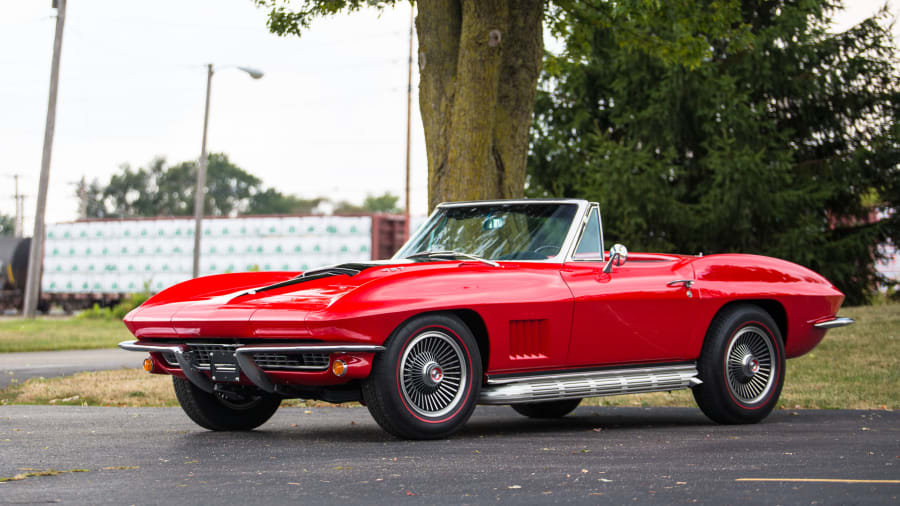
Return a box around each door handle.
[667,279,694,298]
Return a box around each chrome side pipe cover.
[479,364,701,405]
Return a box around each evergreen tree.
[529,1,900,304]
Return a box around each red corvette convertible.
[121,199,853,439]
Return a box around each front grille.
[162,343,332,372]
[161,352,178,366]
[251,352,330,370]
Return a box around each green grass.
[0,318,131,353]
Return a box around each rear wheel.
[692,305,785,424]
[511,398,582,419]
[172,377,281,431]
[362,313,482,439]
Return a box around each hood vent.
[231,263,378,300]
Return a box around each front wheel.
[362,313,482,439]
[692,304,785,424]
[173,377,281,431]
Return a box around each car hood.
[124,260,470,339]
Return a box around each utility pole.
[77,176,87,219]
[24,0,66,318]
[404,5,414,241]
[12,174,24,237]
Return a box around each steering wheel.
[532,244,559,256]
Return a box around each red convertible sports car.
[121,199,853,439]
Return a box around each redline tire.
[362,313,482,440]
[172,377,281,431]
[692,304,785,424]
[511,398,582,419]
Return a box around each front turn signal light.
[142,358,154,373]
[332,359,347,377]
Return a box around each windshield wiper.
[405,251,500,268]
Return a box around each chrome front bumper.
[813,317,855,329]
[118,340,385,394]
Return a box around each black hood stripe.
[242,263,379,296]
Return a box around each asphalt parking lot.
[1,405,897,504]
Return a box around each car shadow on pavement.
[461,407,716,437]
[175,406,727,444]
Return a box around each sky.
[1,0,898,232]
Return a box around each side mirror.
[603,243,628,273]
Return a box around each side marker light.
[143,358,154,373]
[332,359,347,377]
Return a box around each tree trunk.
[417,0,543,211]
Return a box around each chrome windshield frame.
[392,199,591,264]
[564,202,606,263]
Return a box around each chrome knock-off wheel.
[400,331,467,418]
[362,314,482,440]
[693,304,785,425]
[725,326,776,404]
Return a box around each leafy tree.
[258,1,747,211]
[335,192,401,214]
[247,190,324,214]
[529,1,900,304]
[0,214,13,236]
[85,153,337,218]
[87,153,262,218]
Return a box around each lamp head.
[237,66,264,79]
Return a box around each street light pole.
[191,64,263,279]
[24,0,66,318]
[192,63,213,279]
[404,5,414,242]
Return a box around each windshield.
[395,203,578,261]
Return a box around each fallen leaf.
[405,490,416,496]
[508,485,522,489]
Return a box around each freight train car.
[0,214,410,314]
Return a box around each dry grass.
[1,369,177,407]
[2,302,897,410]
[0,369,356,408]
